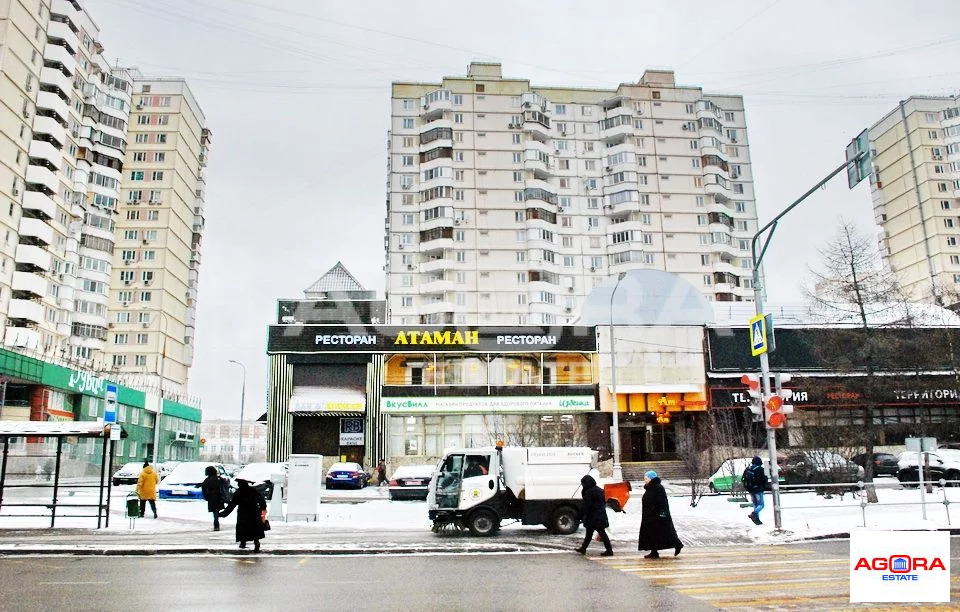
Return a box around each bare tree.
[805,220,912,503]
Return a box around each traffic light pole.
[751,156,861,531]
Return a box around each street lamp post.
[151,311,168,464]
[228,360,246,465]
[609,272,627,482]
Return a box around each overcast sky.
[85,0,960,420]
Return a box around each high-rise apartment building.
[7,0,133,364]
[869,96,960,304]
[1,1,51,334]
[385,63,758,326]
[106,77,209,394]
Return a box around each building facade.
[106,77,210,395]
[869,95,960,304]
[199,419,266,465]
[385,62,759,327]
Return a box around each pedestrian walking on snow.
[637,471,683,559]
[136,461,159,519]
[742,456,769,525]
[201,465,227,531]
[575,474,613,557]
[220,478,267,552]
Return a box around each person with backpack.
[742,456,769,525]
[201,465,227,531]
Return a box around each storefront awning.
[608,384,702,394]
[288,386,366,416]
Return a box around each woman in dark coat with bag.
[576,474,613,556]
[637,470,683,559]
[220,478,267,551]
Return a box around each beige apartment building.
[869,96,960,304]
[1,0,50,334]
[106,77,210,395]
[385,63,759,325]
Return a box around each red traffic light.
[767,412,786,428]
[740,374,760,391]
[766,396,784,412]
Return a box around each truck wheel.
[550,506,580,535]
[467,509,499,536]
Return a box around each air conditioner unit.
[123,280,130,285]
[567,286,574,292]
[454,219,461,225]
[107,323,114,328]
[401,184,411,190]
[933,155,943,160]
[12,186,20,197]
[25,82,33,92]
[144,280,151,286]
[135,104,142,110]
[564,307,573,313]
[731,173,739,179]
[142,322,150,328]
[605,166,612,172]
[589,266,596,272]
[71,129,79,137]
[22,107,31,119]
[142,239,149,245]
[681,124,688,130]
[398,244,404,250]
[730,138,738,143]
[122,301,129,307]
[406,264,415,270]
[124,260,131,265]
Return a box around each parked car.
[221,463,240,477]
[234,462,288,500]
[849,452,899,477]
[158,462,233,500]
[112,461,145,486]
[780,451,864,489]
[388,464,436,500]
[897,450,960,487]
[156,461,180,479]
[707,457,782,494]
[324,462,367,490]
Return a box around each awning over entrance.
[0,420,124,437]
[288,386,366,416]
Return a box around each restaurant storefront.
[265,325,601,466]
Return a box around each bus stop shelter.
[0,421,125,528]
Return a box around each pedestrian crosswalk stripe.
[617,557,847,573]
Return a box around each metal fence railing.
[774,479,958,528]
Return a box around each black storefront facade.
[265,325,606,467]
[706,326,960,449]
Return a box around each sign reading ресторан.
[267,325,597,354]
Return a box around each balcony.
[421,215,454,233]
[36,90,70,124]
[22,191,57,220]
[3,327,41,349]
[421,89,452,117]
[420,299,455,316]
[44,43,75,75]
[40,66,73,100]
[419,257,452,274]
[8,299,45,325]
[19,217,55,246]
[15,244,52,271]
[29,140,62,171]
[25,165,60,194]
[523,111,551,142]
[599,115,635,142]
[420,277,456,294]
[12,271,48,299]
[46,20,80,55]
[32,116,66,147]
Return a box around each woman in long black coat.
[637,471,683,559]
[200,465,225,531]
[576,474,613,556]
[220,479,267,551]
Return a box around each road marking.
[38,581,109,585]
[617,557,847,573]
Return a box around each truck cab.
[427,445,601,536]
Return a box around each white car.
[234,462,288,499]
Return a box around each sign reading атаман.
[267,325,597,354]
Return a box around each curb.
[0,544,539,557]
[799,527,960,541]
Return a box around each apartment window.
[697,215,708,226]
[563,256,575,268]
[118,290,133,302]
[454,230,465,242]
[135,356,147,367]
[151,171,164,181]
[136,333,148,344]
[114,333,128,345]
[133,152,146,162]
[736,220,749,232]
[140,291,152,302]
[517,294,527,305]
[116,312,130,323]
[948,237,957,246]
[454,151,464,162]
[515,230,526,243]
[121,250,136,261]
[454,190,464,201]
[137,115,149,125]
[130,171,144,181]
[516,251,526,263]
[685,104,695,114]
[555,104,566,115]
[453,95,463,105]
[942,201,952,210]
[453,113,463,124]
[142,271,154,283]
[401,155,414,167]
[640,194,650,205]
[938,183,948,193]
[951,255,960,265]
[703,274,713,286]
[512,134,521,144]
[701,254,711,265]
[475,84,484,92]
[113,355,127,367]
[695,196,705,207]
[727,129,738,142]
[123,230,138,240]
[735,201,746,213]
[513,171,523,182]
[515,211,524,222]
[156,134,167,143]
[402,118,415,129]
[455,251,466,263]
[147,211,159,221]
[135,133,148,143]
[561,216,573,228]
[583,142,594,152]
[456,272,466,284]
[517,272,528,283]
[581,106,593,116]
[402,136,414,147]
[590,256,603,269]
[589,237,601,248]
[690,140,699,150]
[928,130,940,140]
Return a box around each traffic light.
[741,373,763,420]
[766,373,795,429]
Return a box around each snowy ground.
[0,477,956,547]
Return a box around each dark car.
[324,462,367,490]
[780,451,864,490]
[897,450,960,487]
[850,452,899,477]
[388,464,436,501]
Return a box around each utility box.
[286,454,322,521]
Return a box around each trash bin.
[126,494,140,518]
[604,481,632,513]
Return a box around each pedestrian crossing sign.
[749,314,767,357]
